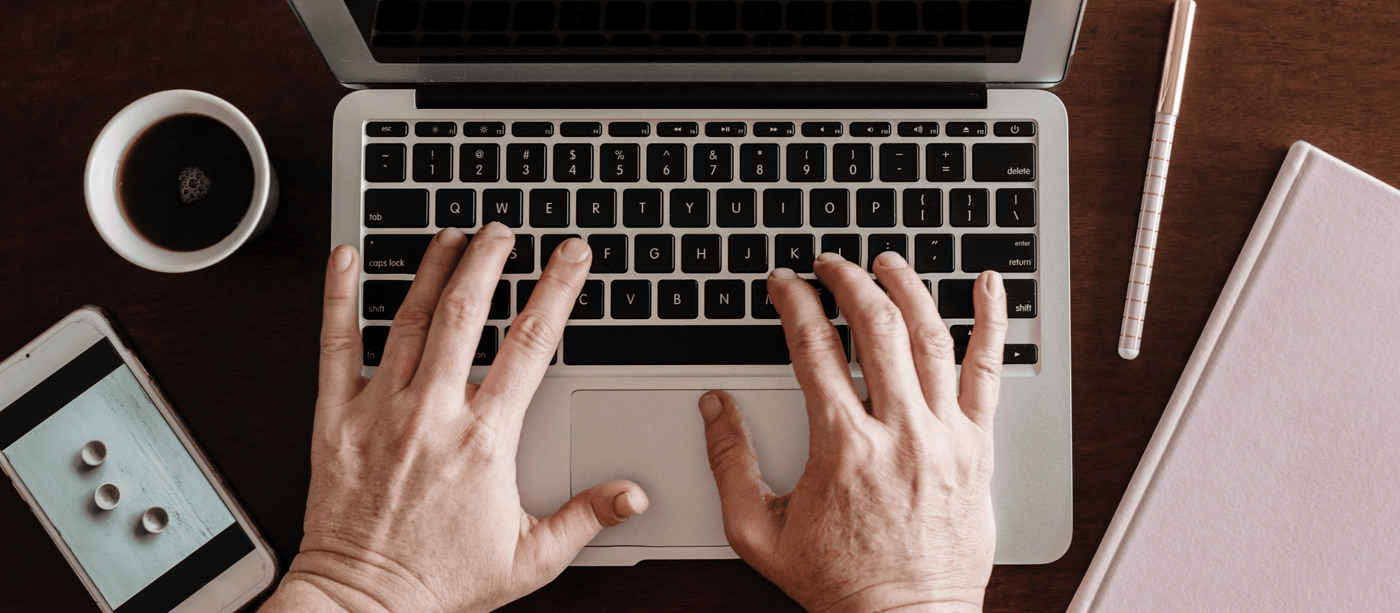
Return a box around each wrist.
[813,582,984,613]
[259,576,357,613]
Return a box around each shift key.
[364,234,433,274]
[961,234,1036,273]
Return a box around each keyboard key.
[611,280,651,319]
[706,122,748,137]
[601,144,641,182]
[897,121,939,137]
[924,1,962,30]
[670,189,710,227]
[363,234,432,274]
[366,122,408,137]
[506,144,546,182]
[559,1,601,30]
[412,144,452,182]
[490,280,510,319]
[694,144,734,182]
[553,143,593,182]
[717,189,757,227]
[808,280,839,318]
[363,280,412,320]
[925,144,965,181]
[609,121,651,137]
[516,280,537,314]
[949,324,973,346]
[1003,344,1038,364]
[605,1,646,30]
[902,189,941,227]
[560,121,603,137]
[705,280,746,319]
[962,234,1036,273]
[588,234,628,273]
[993,121,1035,137]
[514,1,555,30]
[972,143,1036,182]
[809,188,850,227]
[754,121,796,137]
[464,121,506,137]
[763,189,803,227]
[576,189,617,227]
[787,1,826,29]
[821,233,861,264]
[742,1,782,29]
[913,233,955,273]
[938,278,1036,319]
[728,234,768,273]
[658,280,700,319]
[947,122,988,137]
[415,122,457,137]
[481,188,524,227]
[647,144,687,182]
[657,121,699,137]
[471,327,498,365]
[623,188,663,227]
[833,144,873,182]
[878,1,917,30]
[775,234,815,273]
[511,122,555,137]
[540,233,582,269]
[651,1,692,30]
[850,121,891,137]
[950,188,989,227]
[697,1,737,30]
[801,122,843,137]
[856,188,896,227]
[635,234,675,273]
[362,326,389,366]
[435,188,475,228]
[833,0,873,30]
[740,144,780,182]
[529,189,570,227]
[461,144,500,182]
[996,189,1036,227]
[468,1,510,30]
[867,234,907,271]
[365,188,428,228]
[563,325,850,365]
[571,280,605,319]
[787,144,826,182]
[879,144,919,182]
[801,34,843,46]
[365,144,405,182]
[681,234,722,273]
[504,234,535,273]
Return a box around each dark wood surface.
[3,1,1397,611]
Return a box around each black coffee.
[118,114,254,252]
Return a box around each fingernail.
[816,252,845,264]
[699,392,722,420]
[613,492,637,519]
[560,238,591,263]
[876,251,908,269]
[480,221,513,239]
[771,267,796,280]
[983,271,1005,298]
[332,246,353,272]
[437,227,464,247]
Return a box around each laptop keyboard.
[359,114,1041,369]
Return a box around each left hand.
[260,223,649,613]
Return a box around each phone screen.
[0,338,254,613]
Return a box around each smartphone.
[0,307,278,613]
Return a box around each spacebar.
[563,325,849,366]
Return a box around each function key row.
[367,121,1037,139]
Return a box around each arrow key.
[1003,344,1038,364]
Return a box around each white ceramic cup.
[85,90,278,273]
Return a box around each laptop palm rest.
[571,389,810,547]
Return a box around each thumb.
[699,390,777,557]
[520,480,649,569]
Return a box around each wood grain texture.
[1,1,1396,611]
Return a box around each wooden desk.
[2,1,1396,610]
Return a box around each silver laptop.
[290,0,1081,565]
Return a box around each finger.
[318,245,366,409]
[376,228,469,391]
[478,237,590,419]
[518,479,648,573]
[766,269,864,432]
[698,391,778,560]
[413,222,516,393]
[871,251,959,422]
[813,252,924,422]
[959,271,1008,429]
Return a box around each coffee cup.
[85,90,278,273]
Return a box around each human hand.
[699,251,1007,613]
[260,224,648,613]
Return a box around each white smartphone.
[0,307,278,613]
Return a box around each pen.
[1119,0,1196,360]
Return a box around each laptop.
[289,0,1081,565]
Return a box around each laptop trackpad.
[571,389,810,547]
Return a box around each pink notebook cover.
[1070,141,1400,612]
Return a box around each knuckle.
[855,300,905,338]
[787,322,843,358]
[723,518,764,552]
[705,434,750,474]
[978,316,1010,334]
[963,352,1004,381]
[392,304,433,333]
[437,291,490,328]
[910,322,956,362]
[507,313,561,355]
[319,330,361,358]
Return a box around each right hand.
[699,251,1008,613]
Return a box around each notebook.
[1070,141,1400,612]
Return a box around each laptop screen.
[345,0,1030,64]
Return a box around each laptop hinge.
[416,82,987,110]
